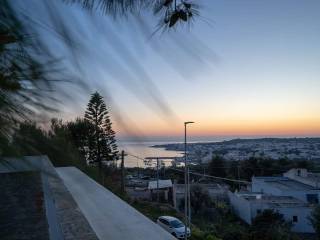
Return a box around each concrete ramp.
[57,167,176,240]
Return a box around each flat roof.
[57,167,176,240]
[268,179,316,191]
[148,180,172,189]
[254,176,318,191]
[237,193,309,208]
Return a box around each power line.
[124,151,250,183]
[125,153,146,161]
[169,167,250,184]
[122,152,267,184]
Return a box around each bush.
[190,227,206,240]
[250,209,292,240]
[205,235,221,240]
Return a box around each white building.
[284,168,320,188]
[229,168,320,233]
[148,179,173,202]
[228,192,314,233]
[252,171,320,204]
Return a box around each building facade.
[228,192,314,233]
[229,168,320,233]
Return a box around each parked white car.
[157,216,191,239]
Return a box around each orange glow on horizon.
[115,117,320,138]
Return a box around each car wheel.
[172,232,177,238]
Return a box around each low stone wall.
[0,171,49,240]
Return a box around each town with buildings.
[125,165,320,238]
[154,138,320,163]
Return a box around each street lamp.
[184,121,194,240]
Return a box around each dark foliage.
[250,209,292,240]
[0,1,64,150]
[208,155,226,178]
[65,0,200,29]
[190,185,211,215]
[9,120,85,167]
[309,205,320,240]
[67,118,95,157]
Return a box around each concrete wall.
[228,191,252,224]
[279,207,314,233]
[284,169,308,178]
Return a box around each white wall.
[250,202,314,233]
[228,192,252,224]
[228,192,315,233]
[279,207,314,233]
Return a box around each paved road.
[57,167,176,240]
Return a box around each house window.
[293,216,298,223]
[307,194,319,204]
[256,209,261,215]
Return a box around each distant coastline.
[151,137,320,163]
[151,137,320,148]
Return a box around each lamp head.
[184,121,194,125]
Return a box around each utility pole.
[237,162,240,190]
[145,157,177,203]
[188,166,191,227]
[157,157,160,202]
[121,150,125,194]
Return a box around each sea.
[117,141,183,168]
[117,136,235,168]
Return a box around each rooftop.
[148,179,173,190]
[236,192,309,208]
[254,176,319,191]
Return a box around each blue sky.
[18,0,320,139]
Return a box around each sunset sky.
[21,0,320,140]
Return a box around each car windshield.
[170,220,184,228]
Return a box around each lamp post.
[184,121,194,240]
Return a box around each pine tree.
[84,91,118,169]
[103,116,119,162]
